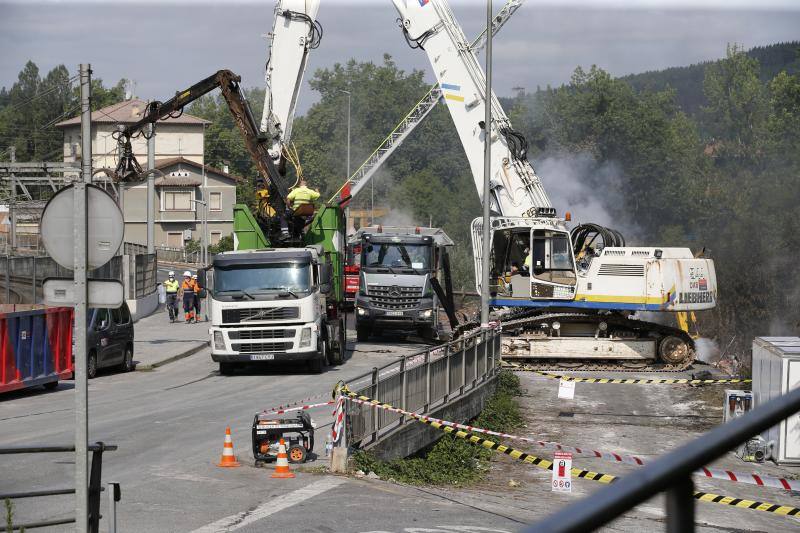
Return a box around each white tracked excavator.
[390,0,718,370]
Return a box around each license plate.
[385,310,403,317]
[250,354,275,361]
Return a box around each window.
[209,192,222,211]
[211,232,222,245]
[167,232,183,248]
[163,189,193,211]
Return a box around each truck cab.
[354,226,454,341]
[207,246,344,374]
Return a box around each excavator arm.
[113,69,293,211]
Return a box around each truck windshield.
[214,263,311,294]
[362,242,431,271]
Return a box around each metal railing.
[156,245,204,265]
[345,327,501,448]
[0,254,124,304]
[527,385,800,533]
[0,442,120,532]
[132,253,157,299]
[0,245,158,304]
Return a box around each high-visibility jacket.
[524,254,532,269]
[181,279,197,292]
[287,186,320,210]
[163,279,180,293]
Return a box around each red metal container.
[0,306,73,394]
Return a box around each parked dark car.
[86,303,135,378]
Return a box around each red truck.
[344,238,361,308]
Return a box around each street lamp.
[339,89,355,222]
[480,0,493,329]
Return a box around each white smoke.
[536,153,637,239]
[378,209,422,228]
[694,337,721,364]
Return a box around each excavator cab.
[477,218,577,302]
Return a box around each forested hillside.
[622,41,800,117]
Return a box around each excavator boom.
[113,69,293,210]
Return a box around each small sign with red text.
[552,452,572,493]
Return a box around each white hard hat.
[192,274,197,279]
[168,271,175,276]
[183,271,191,277]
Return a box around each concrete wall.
[365,375,498,461]
[127,291,159,323]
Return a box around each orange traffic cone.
[271,438,296,479]
[217,427,241,468]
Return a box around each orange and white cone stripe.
[217,426,241,468]
[271,438,295,479]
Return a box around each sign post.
[74,62,91,533]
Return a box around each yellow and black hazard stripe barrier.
[341,386,615,483]
[501,361,752,385]
[340,386,799,518]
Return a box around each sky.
[1,1,799,115]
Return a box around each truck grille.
[234,341,294,354]
[222,307,299,323]
[368,285,422,310]
[228,329,294,340]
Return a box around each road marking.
[190,476,347,533]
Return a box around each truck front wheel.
[331,321,346,365]
[308,356,323,374]
[356,326,370,342]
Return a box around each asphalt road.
[1,325,450,532]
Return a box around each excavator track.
[502,311,695,373]
[452,308,695,373]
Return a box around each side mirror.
[318,262,332,294]
[197,269,207,288]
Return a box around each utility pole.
[480,0,493,329]
[9,146,16,252]
[75,62,91,533]
[201,123,208,266]
[147,123,155,254]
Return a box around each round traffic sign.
[40,184,124,269]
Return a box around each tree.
[0,61,126,162]
[702,44,767,160]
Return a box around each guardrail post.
[107,482,120,533]
[400,356,407,426]
[424,349,431,411]
[87,443,104,533]
[5,255,10,302]
[370,367,379,444]
[444,344,451,402]
[461,338,467,394]
[666,476,694,533]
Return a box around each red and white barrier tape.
[261,400,335,416]
[345,397,800,492]
[331,396,345,444]
[260,393,329,415]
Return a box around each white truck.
[205,247,344,374]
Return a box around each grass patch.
[352,370,522,485]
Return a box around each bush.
[352,370,523,485]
